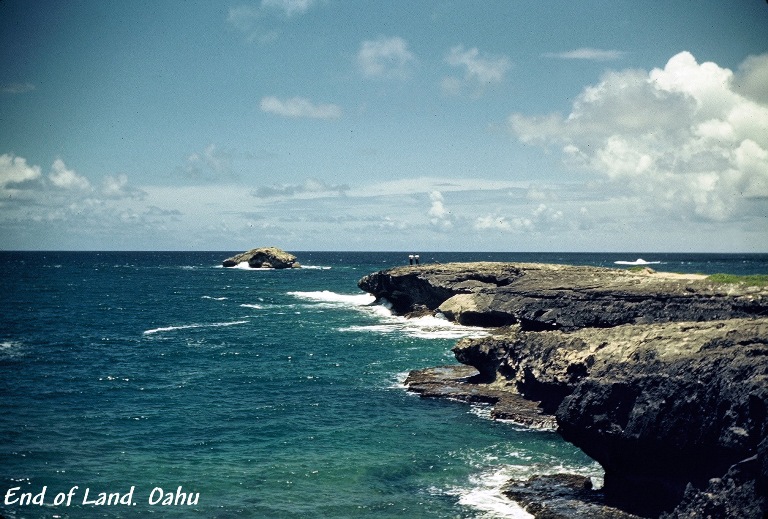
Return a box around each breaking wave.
[341,312,490,340]
[287,290,376,306]
[143,320,249,335]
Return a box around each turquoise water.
[1,251,766,518]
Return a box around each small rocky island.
[222,247,300,269]
[358,262,768,518]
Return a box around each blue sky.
[1,0,767,251]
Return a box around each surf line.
[143,320,249,335]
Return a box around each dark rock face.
[661,455,767,519]
[453,319,768,515]
[222,247,300,269]
[358,262,768,518]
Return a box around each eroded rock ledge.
[358,262,768,518]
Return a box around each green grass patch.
[706,273,768,286]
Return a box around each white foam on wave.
[288,290,489,339]
[386,371,412,390]
[341,312,490,340]
[288,290,376,306]
[0,340,23,358]
[453,443,604,487]
[614,258,661,265]
[436,440,606,518]
[143,320,249,335]
[436,466,533,518]
[301,265,332,270]
[466,404,557,432]
[468,403,494,421]
[288,290,490,339]
[458,471,533,519]
[442,459,605,519]
[202,296,228,301]
[225,261,277,270]
[239,303,263,309]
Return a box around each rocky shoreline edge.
[358,262,768,518]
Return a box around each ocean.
[2,251,766,519]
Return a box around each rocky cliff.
[358,262,768,518]
[359,262,766,330]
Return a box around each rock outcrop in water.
[222,247,300,269]
[358,262,768,518]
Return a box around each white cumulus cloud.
[0,153,42,186]
[357,36,417,79]
[0,153,150,246]
[260,96,342,119]
[445,45,510,83]
[474,204,564,234]
[49,159,91,190]
[509,51,768,222]
[734,53,768,105]
[428,190,455,230]
[474,215,516,231]
[443,45,510,96]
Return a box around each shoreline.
[359,261,768,518]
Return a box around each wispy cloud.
[252,178,349,198]
[261,0,316,17]
[226,5,278,43]
[182,144,236,179]
[227,1,317,42]
[357,36,417,79]
[260,96,342,119]
[543,48,626,61]
[101,174,146,200]
[443,45,510,96]
[227,5,261,31]
[346,177,529,198]
[1,82,35,94]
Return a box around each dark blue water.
[1,252,765,518]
